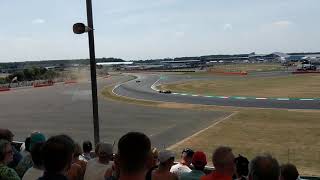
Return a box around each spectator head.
[42,135,75,174]
[30,132,46,150]
[98,143,113,164]
[0,129,14,142]
[73,143,83,158]
[235,154,249,178]
[212,146,235,176]
[192,151,207,171]
[280,163,299,180]
[0,139,14,165]
[24,137,31,152]
[117,132,151,175]
[181,148,194,166]
[249,154,280,180]
[158,150,175,169]
[82,141,92,154]
[31,142,44,169]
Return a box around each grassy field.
[208,63,285,72]
[160,74,320,98]
[168,109,320,176]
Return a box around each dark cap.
[182,148,194,157]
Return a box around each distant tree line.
[0,67,58,84]
[0,57,125,70]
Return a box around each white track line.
[256,97,268,100]
[167,112,238,150]
[299,98,314,101]
[234,97,247,100]
[277,98,290,101]
[150,78,161,91]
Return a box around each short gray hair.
[212,146,233,168]
[249,154,280,180]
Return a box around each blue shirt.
[180,170,206,180]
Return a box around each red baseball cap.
[192,151,207,166]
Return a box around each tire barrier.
[210,71,248,75]
[33,80,54,88]
[0,87,10,92]
[64,80,78,84]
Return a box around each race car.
[159,90,172,94]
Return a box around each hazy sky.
[0,0,319,62]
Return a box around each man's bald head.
[212,146,235,175]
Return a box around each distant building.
[160,60,202,68]
[96,62,133,66]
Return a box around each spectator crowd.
[0,128,306,180]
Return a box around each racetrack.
[0,75,228,148]
[113,72,320,110]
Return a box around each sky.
[0,0,319,62]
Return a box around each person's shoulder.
[23,168,43,180]
[199,173,211,180]
[179,165,191,172]
[0,166,20,180]
[170,163,181,171]
[171,172,179,180]
[179,172,188,178]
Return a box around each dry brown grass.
[161,74,320,98]
[209,63,284,72]
[168,109,320,176]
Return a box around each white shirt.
[84,158,113,180]
[22,167,43,180]
[170,163,192,176]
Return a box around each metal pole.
[86,0,100,145]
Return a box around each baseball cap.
[182,148,194,157]
[99,143,113,155]
[192,151,207,166]
[30,132,46,150]
[158,150,175,163]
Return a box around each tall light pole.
[73,0,100,145]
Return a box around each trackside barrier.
[292,71,320,74]
[0,87,10,92]
[64,80,78,84]
[33,81,54,88]
[210,71,248,75]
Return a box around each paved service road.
[114,73,320,110]
[0,75,229,148]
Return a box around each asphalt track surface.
[0,75,228,148]
[114,72,320,110]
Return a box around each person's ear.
[146,151,154,168]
